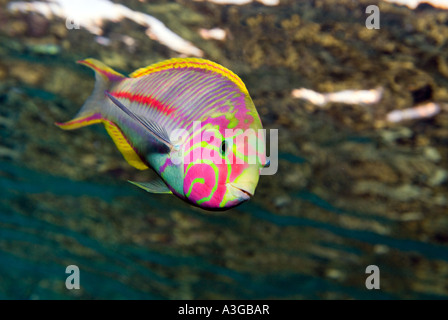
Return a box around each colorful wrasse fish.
[57,58,266,211]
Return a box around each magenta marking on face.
[213,162,229,205]
[183,161,229,207]
[183,163,215,198]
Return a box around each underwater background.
[0,0,447,299]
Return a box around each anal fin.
[103,120,149,170]
[129,178,172,194]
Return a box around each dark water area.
[0,0,448,299]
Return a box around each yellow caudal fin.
[56,58,125,130]
[129,58,249,96]
[55,113,103,130]
[78,58,125,82]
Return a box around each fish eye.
[221,140,227,156]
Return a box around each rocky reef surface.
[0,0,447,299]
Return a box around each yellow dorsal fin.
[129,58,249,95]
[78,58,125,81]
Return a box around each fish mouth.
[227,183,253,201]
[236,187,253,198]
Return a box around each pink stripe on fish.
[109,91,176,116]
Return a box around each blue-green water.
[1,0,447,299]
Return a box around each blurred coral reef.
[0,0,447,299]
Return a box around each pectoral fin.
[105,90,173,150]
[128,178,172,194]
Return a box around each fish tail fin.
[55,58,126,130]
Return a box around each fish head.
[181,123,267,210]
